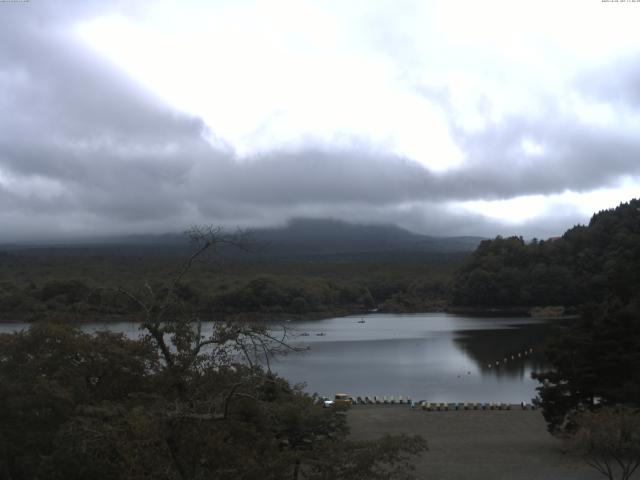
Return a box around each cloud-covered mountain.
[1,218,484,263]
[251,218,483,256]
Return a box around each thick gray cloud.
[448,113,640,199]
[0,2,638,242]
[578,55,640,109]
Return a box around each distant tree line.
[0,256,453,321]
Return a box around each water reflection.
[453,323,549,380]
[271,313,563,403]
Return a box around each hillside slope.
[451,198,640,308]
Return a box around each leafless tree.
[114,225,303,379]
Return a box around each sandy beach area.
[347,405,612,480]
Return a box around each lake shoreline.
[0,306,578,324]
[445,305,578,318]
[0,308,362,324]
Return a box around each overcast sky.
[1,0,639,242]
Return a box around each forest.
[452,199,640,440]
[0,218,479,322]
[0,249,455,322]
[451,198,640,309]
[4,199,638,322]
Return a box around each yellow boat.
[334,393,353,405]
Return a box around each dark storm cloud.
[0,2,638,242]
[0,1,213,227]
[191,149,435,207]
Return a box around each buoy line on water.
[486,347,534,369]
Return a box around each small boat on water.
[357,318,366,323]
[316,332,326,336]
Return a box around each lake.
[0,313,563,403]
[270,313,557,403]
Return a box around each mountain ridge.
[0,217,485,260]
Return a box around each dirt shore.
[347,405,610,480]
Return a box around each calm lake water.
[0,313,564,403]
[271,313,557,403]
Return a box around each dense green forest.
[3,198,639,321]
[451,199,640,309]
[0,251,456,321]
[534,298,640,433]
[0,320,427,479]
[0,229,427,479]
[496,199,640,436]
[446,200,640,436]
[0,218,479,321]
